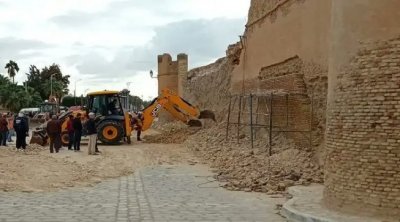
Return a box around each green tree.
[42,80,64,100]
[25,63,70,101]
[23,87,43,108]
[128,95,145,111]
[0,83,42,112]
[25,65,41,88]
[4,60,19,84]
[61,96,83,107]
[0,74,11,86]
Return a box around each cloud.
[0,0,250,98]
[50,3,161,30]
[151,18,245,65]
[70,17,245,79]
[51,11,95,27]
[0,37,51,60]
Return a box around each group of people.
[0,112,30,150]
[46,112,99,155]
[0,109,144,153]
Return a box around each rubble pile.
[144,122,200,144]
[184,123,324,194]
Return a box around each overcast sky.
[0,0,249,100]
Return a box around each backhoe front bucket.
[198,110,216,122]
[29,129,48,146]
[188,119,203,127]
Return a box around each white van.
[19,108,40,116]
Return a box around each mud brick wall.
[256,56,312,146]
[247,0,308,26]
[324,36,400,214]
[247,0,281,24]
[259,56,307,93]
[230,56,327,150]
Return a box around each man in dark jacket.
[66,115,74,150]
[46,115,62,153]
[14,113,29,150]
[0,114,8,146]
[72,113,83,152]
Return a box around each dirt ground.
[0,129,197,192]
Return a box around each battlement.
[157,53,188,96]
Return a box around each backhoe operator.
[108,99,119,115]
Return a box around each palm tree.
[0,74,11,86]
[0,84,41,112]
[4,60,19,84]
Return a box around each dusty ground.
[0,130,196,192]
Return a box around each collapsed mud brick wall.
[257,56,327,149]
[182,45,240,121]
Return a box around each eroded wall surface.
[183,56,235,121]
[232,0,331,92]
[324,0,400,216]
[230,0,330,162]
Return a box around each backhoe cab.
[86,90,132,145]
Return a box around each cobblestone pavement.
[0,165,286,222]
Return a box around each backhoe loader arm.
[142,97,168,131]
[141,88,215,131]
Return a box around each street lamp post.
[50,73,56,97]
[82,88,89,106]
[74,79,82,105]
[149,70,157,79]
[126,82,132,111]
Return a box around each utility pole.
[50,74,56,97]
[74,79,82,105]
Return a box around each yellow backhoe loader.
[30,88,215,146]
[30,90,133,146]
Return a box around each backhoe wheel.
[61,132,70,147]
[97,121,124,145]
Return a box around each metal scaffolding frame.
[226,92,314,156]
